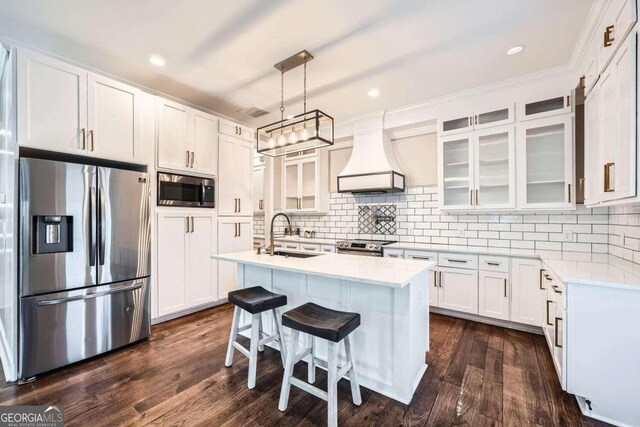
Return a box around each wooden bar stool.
[225,286,287,389]
[278,302,362,427]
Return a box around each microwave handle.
[200,182,205,206]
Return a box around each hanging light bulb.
[278,130,286,146]
[300,125,309,141]
[268,132,276,148]
[289,125,298,143]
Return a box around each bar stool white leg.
[248,313,261,389]
[344,335,362,405]
[308,335,316,384]
[327,341,338,427]
[225,306,241,367]
[258,312,265,352]
[273,308,287,368]
[278,329,299,411]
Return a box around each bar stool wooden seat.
[225,286,287,389]
[278,302,362,427]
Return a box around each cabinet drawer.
[384,249,404,259]
[405,250,438,262]
[320,245,336,253]
[300,243,320,252]
[280,242,300,251]
[219,119,254,141]
[479,256,510,272]
[438,253,478,269]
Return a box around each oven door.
[157,173,215,208]
[337,249,382,257]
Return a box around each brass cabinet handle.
[186,151,190,167]
[604,163,615,192]
[475,189,479,205]
[487,262,500,266]
[388,254,400,258]
[544,274,552,281]
[234,222,238,237]
[469,189,473,205]
[90,129,95,151]
[238,223,241,237]
[552,285,562,294]
[468,117,472,127]
[554,317,562,348]
[239,127,242,135]
[567,183,571,203]
[433,270,438,287]
[474,115,478,125]
[81,128,86,150]
[238,198,241,212]
[579,75,586,89]
[539,269,545,290]
[412,256,433,260]
[439,271,443,287]
[190,216,194,233]
[190,151,195,168]
[504,278,507,298]
[185,217,190,234]
[604,25,615,47]
[566,95,571,108]
[546,300,552,326]
[447,259,468,264]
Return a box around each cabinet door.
[235,140,254,216]
[439,267,478,314]
[157,212,189,316]
[439,134,474,209]
[598,33,637,202]
[439,114,473,135]
[478,271,509,320]
[299,158,318,211]
[510,258,543,326]
[87,73,138,160]
[474,125,515,209]
[253,166,265,212]
[598,0,637,72]
[192,111,218,176]
[17,49,88,153]
[518,92,572,122]
[517,115,573,209]
[187,213,217,306]
[473,104,514,130]
[217,218,238,300]
[157,98,191,172]
[236,219,253,251]
[283,161,300,211]
[217,135,238,216]
[584,86,602,205]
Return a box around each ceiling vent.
[237,106,269,118]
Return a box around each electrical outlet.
[458,228,465,237]
[407,225,414,235]
[562,231,574,242]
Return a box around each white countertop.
[253,235,337,245]
[212,251,433,288]
[386,242,640,291]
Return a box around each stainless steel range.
[336,239,397,257]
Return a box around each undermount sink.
[271,251,323,259]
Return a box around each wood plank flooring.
[0,304,610,426]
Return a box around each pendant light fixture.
[257,50,334,157]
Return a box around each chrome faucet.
[267,213,293,256]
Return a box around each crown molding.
[387,124,438,140]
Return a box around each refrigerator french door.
[18,158,151,379]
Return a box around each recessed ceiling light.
[149,54,166,67]
[507,45,524,56]
[367,88,380,98]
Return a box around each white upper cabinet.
[17,48,142,162]
[598,0,637,73]
[439,103,514,136]
[17,49,88,154]
[157,97,219,175]
[584,85,602,205]
[253,165,265,212]
[518,90,572,122]
[87,73,139,160]
[282,157,319,212]
[440,125,515,210]
[218,134,253,216]
[219,118,254,142]
[517,115,574,210]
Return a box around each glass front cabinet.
[282,157,318,212]
[439,125,516,210]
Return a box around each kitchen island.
[211,251,433,404]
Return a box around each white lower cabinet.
[218,217,252,300]
[438,267,478,314]
[478,270,509,320]
[157,210,218,317]
[510,258,543,326]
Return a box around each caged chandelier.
[257,50,334,157]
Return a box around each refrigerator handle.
[89,187,97,266]
[98,187,106,265]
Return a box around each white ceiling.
[0,0,593,126]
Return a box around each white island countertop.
[212,251,433,288]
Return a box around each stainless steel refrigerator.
[18,157,151,379]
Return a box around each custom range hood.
[337,113,405,194]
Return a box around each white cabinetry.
[253,165,265,212]
[510,258,543,326]
[597,0,637,72]
[478,270,509,320]
[440,125,515,210]
[157,97,218,175]
[439,103,514,135]
[218,135,253,216]
[218,218,252,300]
[439,267,478,314]
[17,48,140,161]
[281,149,329,213]
[517,115,574,209]
[157,210,218,317]
[518,91,572,121]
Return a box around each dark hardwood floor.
[0,304,609,426]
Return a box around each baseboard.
[151,299,228,325]
[429,307,543,335]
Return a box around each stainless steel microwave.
[157,172,215,208]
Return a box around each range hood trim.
[337,170,405,194]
